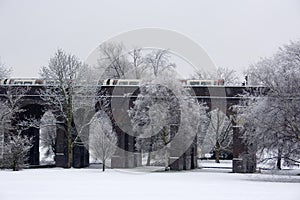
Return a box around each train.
[101,79,225,86]
[0,78,225,86]
[0,78,44,85]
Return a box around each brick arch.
[18,103,46,165]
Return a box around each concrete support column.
[169,135,198,171]
[55,124,68,168]
[111,133,136,168]
[73,144,89,168]
[232,124,256,173]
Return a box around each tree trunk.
[277,150,282,170]
[13,159,18,171]
[164,147,169,171]
[146,135,153,166]
[146,151,151,166]
[67,141,73,168]
[277,157,281,170]
[215,141,220,163]
[163,128,169,171]
[67,120,73,168]
[102,160,105,171]
[67,94,73,168]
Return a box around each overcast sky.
[0,0,299,78]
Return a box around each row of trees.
[97,43,176,79]
[65,41,300,170]
[7,40,290,171]
[0,44,237,171]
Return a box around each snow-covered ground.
[1,165,299,200]
[198,159,232,168]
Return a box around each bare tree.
[128,48,148,79]
[193,67,240,85]
[216,67,240,85]
[96,43,178,79]
[145,49,176,77]
[97,42,130,79]
[89,111,117,171]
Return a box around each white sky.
[0,0,300,78]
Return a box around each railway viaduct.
[0,84,263,173]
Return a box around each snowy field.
[1,165,300,200]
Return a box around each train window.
[14,81,23,85]
[129,81,139,85]
[118,81,128,85]
[189,81,200,85]
[202,81,212,85]
[24,81,33,85]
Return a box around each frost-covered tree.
[129,72,207,170]
[131,100,172,167]
[89,111,117,171]
[0,86,33,170]
[129,81,176,169]
[40,49,93,168]
[0,103,9,161]
[202,108,233,163]
[1,132,32,171]
[0,87,29,134]
[12,111,57,163]
[239,40,300,169]
[0,58,11,78]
